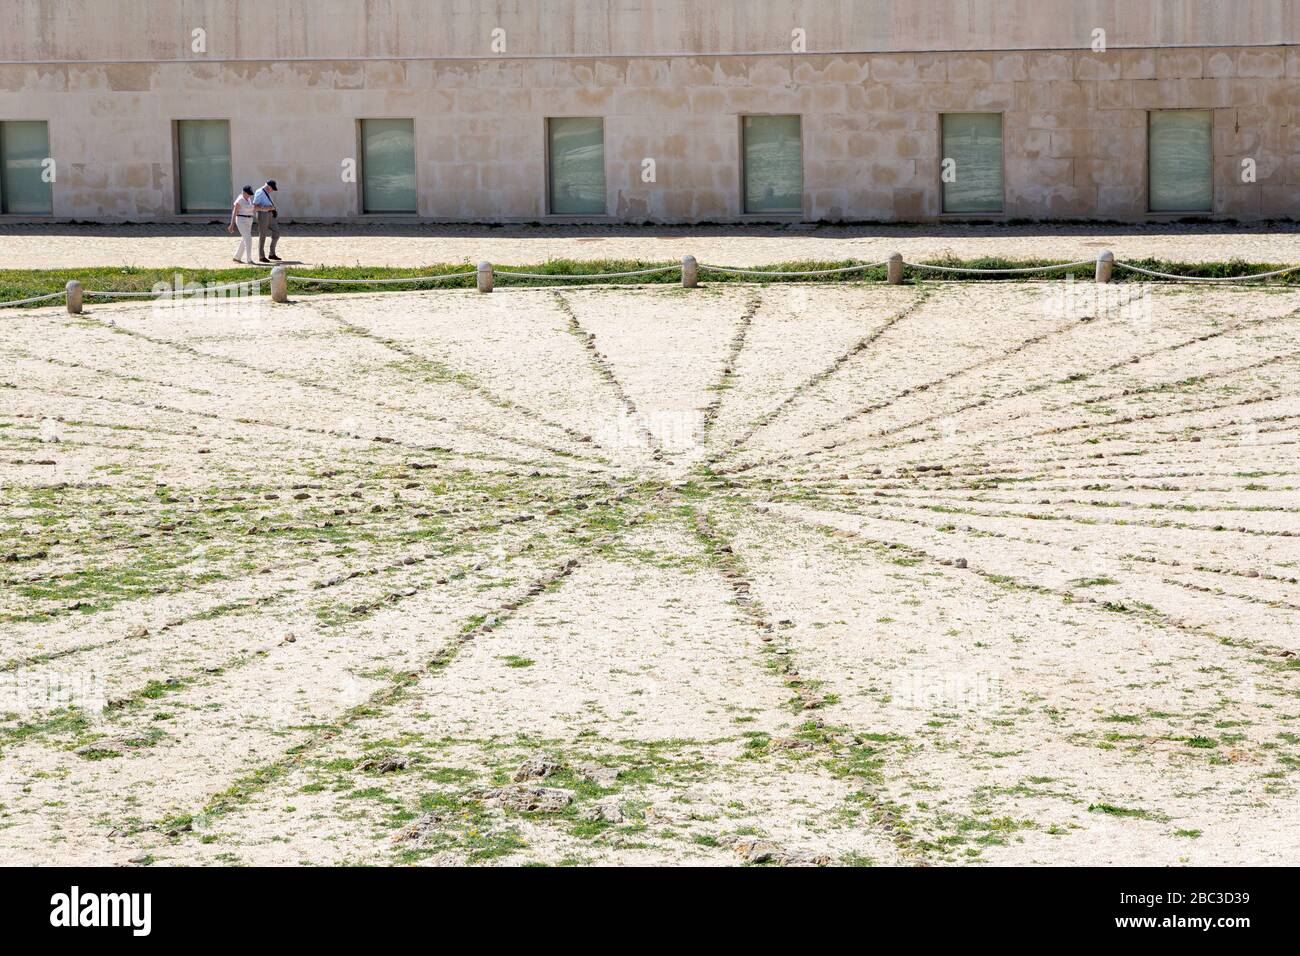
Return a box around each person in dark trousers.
[252,180,282,263]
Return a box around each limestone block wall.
[3,1,1297,61]
[1,1,1297,222]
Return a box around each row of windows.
[1,110,1217,217]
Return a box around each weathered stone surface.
[579,799,626,824]
[718,834,832,867]
[485,785,574,813]
[513,754,563,782]
[1,0,1294,222]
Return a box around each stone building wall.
[1,1,1296,222]
[5,1,1296,61]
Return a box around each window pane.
[1149,110,1212,213]
[1,121,52,215]
[942,114,1004,214]
[177,120,231,214]
[549,117,605,215]
[361,118,416,214]
[743,115,802,214]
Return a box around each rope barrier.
[495,265,682,280]
[0,290,67,309]
[1113,261,1300,283]
[699,261,889,277]
[903,259,1095,275]
[80,290,165,298]
[85,278,268,299]
[4,254,1300,311]
[287,271,477,285]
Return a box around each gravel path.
[2,222,1299,270]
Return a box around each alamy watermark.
[893,666,1004,715]
[150,272,268,326]
[50,886,151,936]
[0,670,106,714]
[595,410,702,454]
[1041,274,1153,330]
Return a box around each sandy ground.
[2,221,1300,270]
[1,282,1298,867]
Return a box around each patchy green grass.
[1088,802,1167,822]
[4,256,1300,307]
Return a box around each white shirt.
[233,195,255,216]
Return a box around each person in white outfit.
[228,185,257,264]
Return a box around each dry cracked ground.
[1,281,1298,867]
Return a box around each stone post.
[682,255,698,288]
[887,252,904,285]
[1096,250,1114,284]
[477,261,494,293]
[270,266,288,303]
[65,280,83,314]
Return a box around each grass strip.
[3,256,1299,307]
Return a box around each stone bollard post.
[682,255,698,288]
[65,280,83,314]
[477,261,494,293]
[1095,250,1114,284]
[887,252,904,285]
[270,266,288,303]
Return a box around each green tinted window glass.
[1149,110,1213,213]
[743,115,802,214]
[549,117,605,215]
[176,120,232,214]
[942,114,1004,214]
[1,121,53,215]
[361,118,417,214]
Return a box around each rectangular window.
[941,113,1004,214]
[0,120,53,215]
[742,115,802,214]
[1148,110,1213,213]
[548,117,606,216]
[361,118,417,214]
[176,120,232,214]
